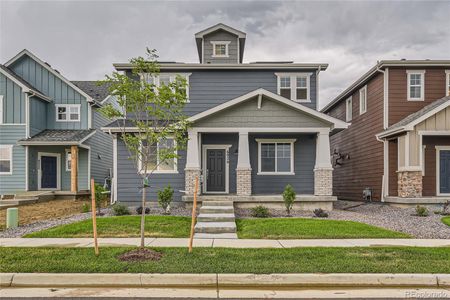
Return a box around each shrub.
[158,185,174,214]
[282,184,296,216]
[313,208,329,218]
[136,206,150,215]
[81,203,90,213]
[251,205,270,218]
[112,203,130,216]
[415,205,429,217]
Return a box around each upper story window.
[275,73,311,102]
[256,139,296,175]
[346,97,352,122]
[359,85,367,115]
[446,70,450,96]
[0,145,13,175]
[56,104,80,122]
[211,41,230,57]
[139,138,177,174]
[406,70,425,101]
[142,73,190,101]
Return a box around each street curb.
[1,273,449,288]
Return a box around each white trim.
[192,127,331,134]
[211,41,230,58]
[315,69,320,110]
[25,145,28,190]
[25,94,30,137]
[87,104,92,129]
[345,97,352,122]
[446,70,450,97]
[359,85,367,115]
[418,130,450,136]
[0,123,26,126]
[256,139,296,175]
[138,137,178,174]
[421,145,426,176]
[112,135,118,204]
[195,23,246,39]
[275,72,312,102]
[405,132,410,167]
[201,37,204,64]
[435,146,450,196]
[188,88,348,130]
[55,104,81,122]
[237,37,240,63]
[0,95,3,124]
[37,152,61,191]
[383,140,389,200]
[0,145,13,175]
[65,149,72,172]
[87,148,91,190]
[116,62,328,70]
[407,70,425,101]
[202,144,231,194]
[383,68,389,129]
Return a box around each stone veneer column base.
[185,168,201,195]
[314,168,333,196]
[397,170,422,198]
[236,168,252,196]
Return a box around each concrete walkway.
[1,238,449,248]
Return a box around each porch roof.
[18,129,96,145]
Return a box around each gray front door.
[206,149,226,192]
[440,150,450,194]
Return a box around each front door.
[206,149,226,193]
[439,150,450,195]
[40,155,59,190]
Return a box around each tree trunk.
[140,184,146,248]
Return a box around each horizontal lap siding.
[423,136,450,196]
[0,125,26,194]
[203,30,239,64]
[328,73,384,201]
[0,73,25,124]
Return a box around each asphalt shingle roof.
[0,64,46,96]
[71,81,111,103]
[103,119,172,128]
[19,129,95,143]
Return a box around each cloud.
[1,0,449,108]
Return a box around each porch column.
[70,145,78,193]
[314,131,333,196]
[236,131,252,196]
[185,129,201,195]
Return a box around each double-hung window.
[56,104,81,122]
[211,41,230,57]
[256,139,295,175]
[407,70,425,101]
[0,145,13,175]
[276,73,311,102]
[139,138,177,173]
[359,86,367,115]
[446,70,450,96]
[345,97,352,122]
[141,73,190,101]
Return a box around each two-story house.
[322,60,450,206]
[102,23,348,210]
[0,49,116,199]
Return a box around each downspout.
[376,64,388,202]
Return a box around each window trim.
[406,70,425,101]
[446,70,450,96]
[211,41,231,58]
[275,73,312,103]
[345,96,353,122]
[55,104,81,122]
[140,73,191,102]
[256,138,296,175]
[65,149,72,172]
[359,85,367,115]
[0,145,13,175]
[138,137,178,174]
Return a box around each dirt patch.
[117,248,163,262]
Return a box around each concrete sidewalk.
[1,237,449,248]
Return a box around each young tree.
[100,48,190,249]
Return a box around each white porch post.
[185,129,201,195]
[236,131,252,196]
[314,130,333,196]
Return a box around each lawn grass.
[236,218,411,239]
[0,247,448,274]
[442,216,450,227]
[25,216,191,238]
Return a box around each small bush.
[136,206,150,215]
[282,184,296,216]
[158,185,174,214]
[415,205,429,217]
[251,205,270,218]
[112,203,130,216]
[81,203,90,213]
[313,208,329,218]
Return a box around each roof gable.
[195,23,246,38]
[0,65,51,101]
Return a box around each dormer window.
[211,41,230,57]
[275,73,311,102]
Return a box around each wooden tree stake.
[91,178,99,256]
[188,176,199,253]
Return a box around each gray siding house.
[0,50,116,197]
[103,24,348,209]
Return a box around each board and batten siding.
[0,125,26,194]
[203,30,239,64]
[8,55,89,130]
[0,72,25,124]
[29,96,47,136]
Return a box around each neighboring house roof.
[4,49,95,103]
[18,129,96,145]
[0,64,51,102]
[72,81,111,104]
[377,96,450,139]
[321,60,450,113]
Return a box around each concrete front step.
[194,222,237,234]
[197,213,235,222]
[199,206,234,214]
[200,200,233,207]
[194,233,238,239]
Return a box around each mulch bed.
[117,248,163,262]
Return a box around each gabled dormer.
[195,23,246,64]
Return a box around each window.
[141,73,191,101]
[0,145,13,175]
[65,150,72,171]
[446,70,450,96]
[211,41,230,57]
[407,70,425,101]
[359,86,367,115]
[56,104,80,122]
[275,73,311,102]
[345,97,352,122]
[256,139,296,175]
[139,138,177,173]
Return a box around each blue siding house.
[0,50,115,198]
[103,24,348,210]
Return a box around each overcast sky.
[1,0,449,108]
